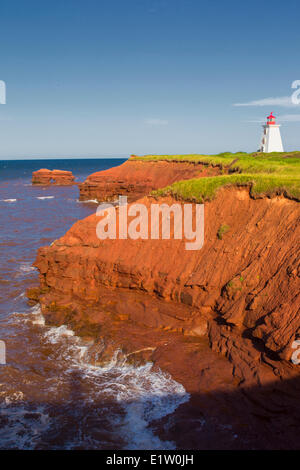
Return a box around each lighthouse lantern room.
[260,112,284,152]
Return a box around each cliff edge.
[79,157,220,202]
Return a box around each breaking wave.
[0,304,189,450]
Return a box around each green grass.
[217,224,230,240]
[134,152,300,202]
[134,151,300,175]
[153,174,300,202]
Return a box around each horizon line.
[0,155,129,161]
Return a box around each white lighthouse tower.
[260,112,284,152]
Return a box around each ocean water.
[0,159,189,450]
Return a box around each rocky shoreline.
[29,157,300,449]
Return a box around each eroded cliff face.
[32,169,75,185]
[78,158,220,202]
[34,188,300,362]
[31,173,300,448]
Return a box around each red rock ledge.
[32,169,75,185]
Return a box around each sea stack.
[32,169,75,185]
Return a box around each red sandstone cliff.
[34,188,300,362]
[30,157,300,449]
[32,169,75,185]
[31,184,300,448]
[79,158,220,202]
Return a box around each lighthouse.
[260,112,284,153]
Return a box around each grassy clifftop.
[133,152,300,201]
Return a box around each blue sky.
[0,0,300,158]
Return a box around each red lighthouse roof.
[267,112,276,125]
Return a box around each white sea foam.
[14,291,26,300]
[36,196,54,200]
[31,305,45,325]
[10,303,44,325]
[18,262,37,275]
[98,360,188,450]
[0,198,17,202]
[32,316,45,326]
[31,304,42,315]
[7,303,41,324]
[76,199,98,204]
[41,320,189,450]
[44,324,75,343]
